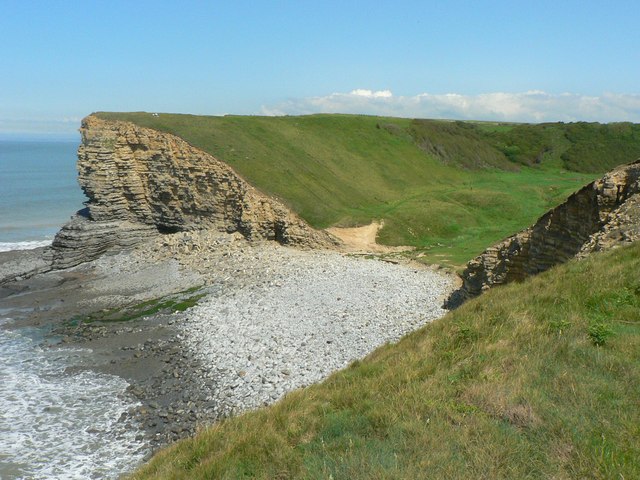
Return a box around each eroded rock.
[448,160,640,305]
[44,115,338,269]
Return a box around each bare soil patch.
[327,221,413,254]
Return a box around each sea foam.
[0,320,148,479]
[0,240,52,253]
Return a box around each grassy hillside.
[95,113,640,266]
[130,242,640,479]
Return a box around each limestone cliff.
[448,160,640,306]
[47,115,338,269]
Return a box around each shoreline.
[51,311,222,452]
[0,232,458,475]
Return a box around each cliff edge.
[46,115,338,269]
[447,160,640,306]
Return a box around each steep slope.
[130,242,640,480]
[449,160,640,304]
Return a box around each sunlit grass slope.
[130,243,640,479]
[96,113,639,266]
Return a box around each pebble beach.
[0,231,456,478]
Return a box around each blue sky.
[1,0,639,135]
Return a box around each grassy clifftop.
[95,113,640,265]
[130,242,640,479]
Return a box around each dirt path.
[326,221,413,254]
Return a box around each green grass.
[96,112,640,477]
[129,242,640,480]
[95,113,639,267]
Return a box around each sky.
[1,0,639,136]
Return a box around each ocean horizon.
[0,138,87,251]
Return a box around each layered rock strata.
[448,160,640,305]
[47,115,338,268]
[45,213,159,269]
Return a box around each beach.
[0,231,456,478]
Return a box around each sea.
[0,139,147,479]
[0,139,86,251]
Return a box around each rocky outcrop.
[45,212,159,269]
[448,160,640,306]
[46,115,338,268]
[577,191,640,256]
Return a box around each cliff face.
[448,160,640,305]
[47,116,337,268]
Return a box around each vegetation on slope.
[95,113,640,266]
[130,242,640,479]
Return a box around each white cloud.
[261,89,640,123]
[350,89,393,98]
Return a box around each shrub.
[588,322,614,346]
